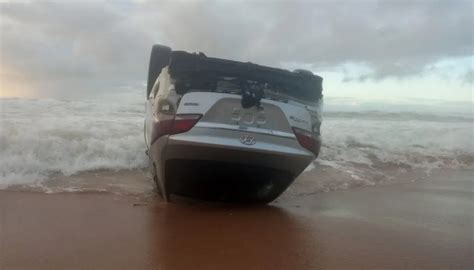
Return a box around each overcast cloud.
[0,0,472,98]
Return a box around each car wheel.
[146,44,172,98]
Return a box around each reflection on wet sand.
[147,201,320,270]
[1,169,472,269]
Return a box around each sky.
[0,0,472,102]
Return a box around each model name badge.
[290,115,308,124]
[183,102,199,106]
[239,135,256,145]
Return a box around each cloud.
[0,1,153,96]
[149,1,473,77]
[462,69,473,85]
[0,0,472,97]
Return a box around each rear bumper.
[163,127,314,176]
[149,126,314,201]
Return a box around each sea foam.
[0,92,147,187]
[0,92,472,191]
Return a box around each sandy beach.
[1,169,472,270]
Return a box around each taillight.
[153,114,175,139]
[170,114,202,134]
[151,114,202,145]
[292,127,321,157]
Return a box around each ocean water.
[0,90,473,192]
[0,91,147,187]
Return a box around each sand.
[0,169,472,269]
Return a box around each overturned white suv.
[145,45,323,203]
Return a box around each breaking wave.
[0,92,148,188]
[292,98,474,193]
[0,92,472,192]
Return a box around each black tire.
[146,44,172,98]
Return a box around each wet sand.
[1,170,472,269]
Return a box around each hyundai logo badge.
[239,135,256,145]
